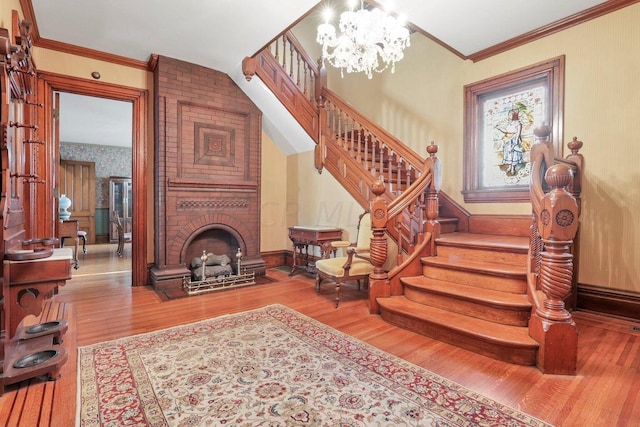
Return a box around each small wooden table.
[58,219,79,269]
[288,226,342,276]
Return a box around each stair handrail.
[319,87,425,171]
[527,124,583,374]
[317,86,427,208]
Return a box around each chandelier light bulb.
[317,0,410,79]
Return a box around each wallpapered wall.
[60,142,132,236]
[60,142,132,208]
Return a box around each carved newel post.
[425,142,441,254]
[368,179,389,314]
[529,163,579,374]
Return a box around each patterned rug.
[77,304,552,426]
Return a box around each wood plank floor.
[2,243,639,426]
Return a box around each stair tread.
[424,256,526,276]
[436,232,528,252]
[401,276,531,308]
[379,297,538,348]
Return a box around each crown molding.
[467,0,640,62]
[19,0,153,71]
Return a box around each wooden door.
[59,160,96,243]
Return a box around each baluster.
[281,35,287,70]
[303,62,309,97]
[378,143,384,179]
[363,130,369,169]
[348,116,353,149]
[289,40,294,78]
[355,126,362,164]
[387,149,394,193]
[274,35,281,64]
[341,109,347,149]
[396,157,402,194]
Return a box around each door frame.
[36,71,148,286]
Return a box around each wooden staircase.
[244,31,582,373]
[378,232,539,365]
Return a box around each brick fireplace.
[150,55,265,292]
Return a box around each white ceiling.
[58,92,133,147]
[33,0,609,149]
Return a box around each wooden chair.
[315,212,374,308]
[111,210,132,257]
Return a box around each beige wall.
[295,5,640,293]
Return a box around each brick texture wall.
[151,56,263,289]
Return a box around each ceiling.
[31,0,611,148]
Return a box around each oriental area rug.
[77,304,552,426]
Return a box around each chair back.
[355,212,372,249]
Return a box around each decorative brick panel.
[151,56,264,291]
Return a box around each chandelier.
[316,1,410,79]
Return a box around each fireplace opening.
[181,226,256,295]
[183,227,241,268]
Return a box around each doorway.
[57,92,132,248]
[36,72,148,286]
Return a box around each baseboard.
[577,284,640,321]
[261,250,321,269]
[261,250,288,269]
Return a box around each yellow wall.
[296,5,640,293]
[260,132,289,252]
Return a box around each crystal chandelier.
[316,0,410,79]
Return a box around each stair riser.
[436,245,527,267]
[380,309,537,366]
[404,287,530,326]
[423,265,527,294]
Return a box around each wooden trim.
[468,0,640,62]
[20,0,151,71]
[36,71,149,286]
[260,250,288,269]
[37,38,150,71]
[577,284,640,322]
[463,56,565,203]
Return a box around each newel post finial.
[241,56,256,82]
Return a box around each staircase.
[244,31,582,373]
[378,232,539,365]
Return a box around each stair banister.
[242,31,323,143]
[245,31,441,315]
[369,143,440,313]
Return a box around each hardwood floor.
[2,243,639,426]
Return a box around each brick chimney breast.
[151,56,264,292]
